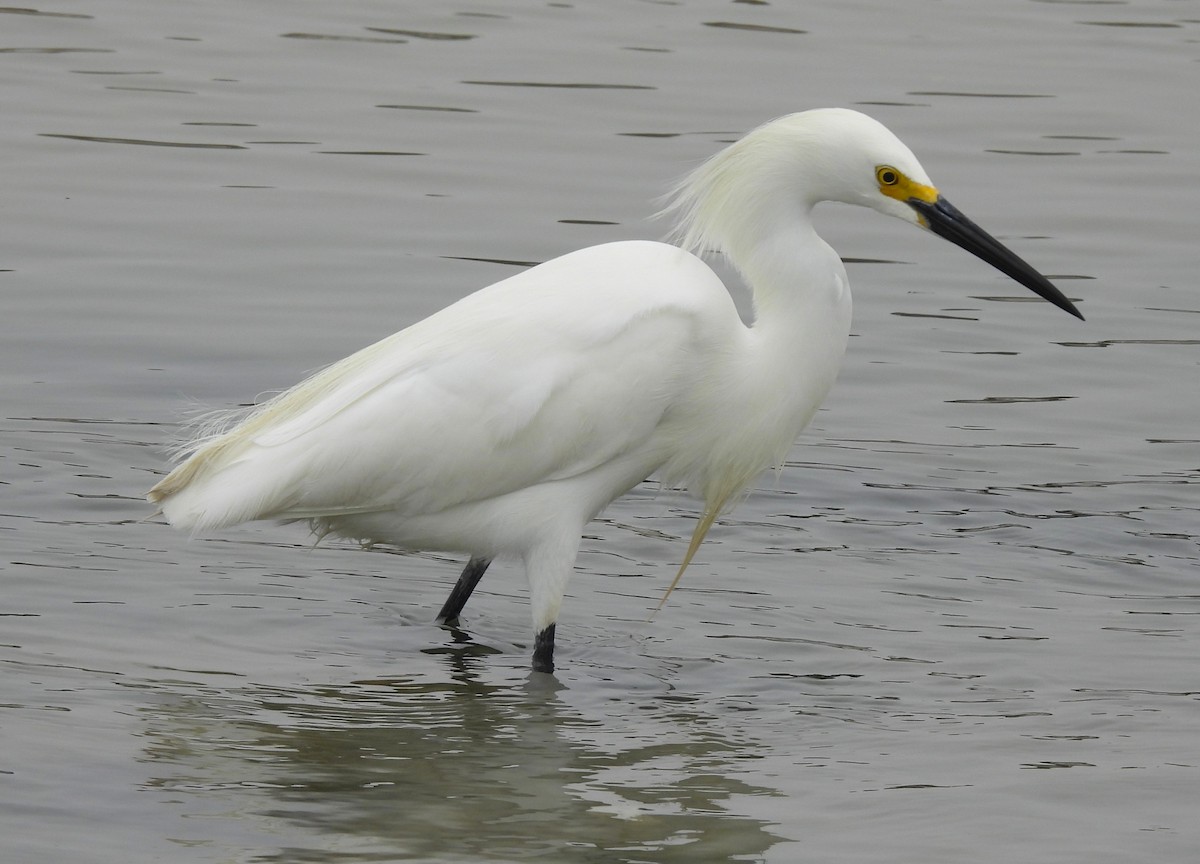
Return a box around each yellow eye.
[876,165,900,186]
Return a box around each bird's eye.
[876,166,900,186]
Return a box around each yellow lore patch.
[876,164,938,206]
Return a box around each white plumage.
[149,108,1081,672]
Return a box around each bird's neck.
[742,221,852,348]
[734,222,852,459]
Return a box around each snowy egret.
[148,108,1082,672]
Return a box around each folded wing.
[148,242,734,534]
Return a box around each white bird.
[148,108,1082,672]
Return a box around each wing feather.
[149,242,733,533]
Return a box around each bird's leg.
[436,556,492,625]
[532,623,556,673]
[524,534,580,674]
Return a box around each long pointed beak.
[908,196,1083,320]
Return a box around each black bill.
[908,195,1083,320]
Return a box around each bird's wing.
[152,242,736,531]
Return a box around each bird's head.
[797,108,1084,320]
[666,107,1083,320]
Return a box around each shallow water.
[3,1,1198,861]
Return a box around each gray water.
[3,1,1198,861]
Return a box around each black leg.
[436,557,492,624]
[532,623,556,673]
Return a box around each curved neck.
[739,219,850,336]
[746,220,853,434]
